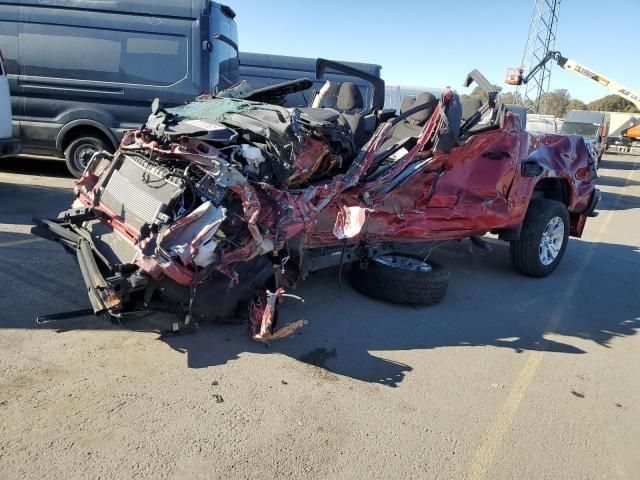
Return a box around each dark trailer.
[239,52,382,108]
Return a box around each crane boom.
[559,57,640,110]
[505,51,640,110]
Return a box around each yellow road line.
[470,159,638,480]
[0,237,44,248]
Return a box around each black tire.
[351,254,450,306]
[64,136,109,178]
[509,199,570,277]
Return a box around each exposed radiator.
[99,154,184,233]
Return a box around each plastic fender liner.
[76,239,121,313]
[582,188,601,217]
[521,160,544,177]
[31,219,121,314]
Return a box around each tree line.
[461,86,639,117]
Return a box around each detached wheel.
[64,136,108,178]
[510,199,570,277]
[351,254,450,306]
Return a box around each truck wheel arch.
[532,177,570,205]
[497,177,571,242]
[56,120,118,153]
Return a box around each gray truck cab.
[560,110,610,161]
[0,0,238,176]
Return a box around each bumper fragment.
[249,288,307,342]
[31,218,122,314]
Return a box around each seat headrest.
[336,82,364,112]
[461,97,482,122]
[399,95,416,114]
[311,80,342,109]
[407,92,437,123]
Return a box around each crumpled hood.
[147,96,302,140]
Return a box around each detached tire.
[64,136,109,178]
[351,254,450,306]
[510,199,570,277]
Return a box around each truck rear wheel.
[64,136,108,178]
[351,254,450,306]
[509,199,569,277]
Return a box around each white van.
[0,49,20,157]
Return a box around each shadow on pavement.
[600,157,639,171]
[0,181,74,223]
[597,191,640,211]
[3,228,637,388]
[596,174,640,188]
[0,156,70,178]
[163,238,639,387]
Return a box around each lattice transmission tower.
[516,0,562,113]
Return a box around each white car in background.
[0,49,20,158]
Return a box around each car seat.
[461,97,482,123]
[306,80,379,150]
[380,92,437,150]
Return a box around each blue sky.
[232,0,639,103]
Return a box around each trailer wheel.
[509,199,570,277]
[351,254,450,306]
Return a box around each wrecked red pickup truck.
[33,62,599,340]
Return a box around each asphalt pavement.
[0,153,638,479]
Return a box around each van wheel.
[64,136,108,178]
[509,199,570,277]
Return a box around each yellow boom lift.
[506,51,640,151]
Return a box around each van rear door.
[0,2,20,139]
[0,50,12,139]
[210,3,239,91]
